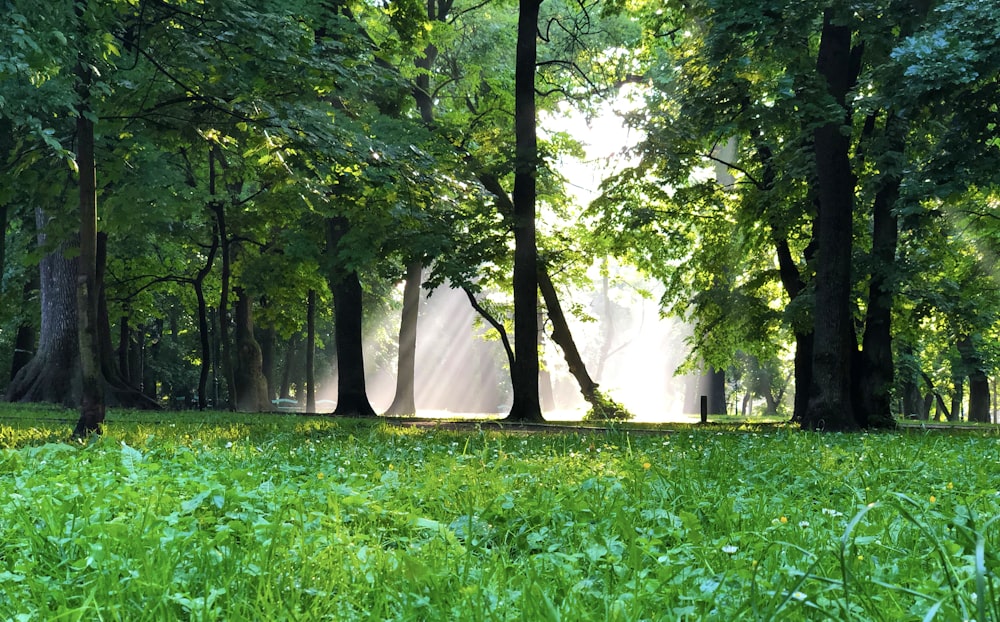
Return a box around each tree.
[803,7,860,431]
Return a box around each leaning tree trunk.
[385,261,421,415]
[326,217,376,417]
[538,263,628,419]
[803,9,860,431]
[233,288,269,412]
[506,0,544,422]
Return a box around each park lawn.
[0,407,998,621]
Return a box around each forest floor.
[0,404,997,620]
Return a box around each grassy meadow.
[0,406,998,621]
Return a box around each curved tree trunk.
[385,261,421,415]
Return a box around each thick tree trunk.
[958,336,991,423]
[385,261,421,415]
[507,0,544,422]
[950,377,963,422]
[233,288,269,412]
[7,228,81,407]
[305,289,316,414]
[684,366,726,415]
[803,10,859,431]
[326,217,376,417]
[968,374,990,423]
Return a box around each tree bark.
[856,112,904,430]
[537,264,598,404]
[958,336,991,423]
[73,46,105,436]
[385,261,421,415]
[7,224,81,407]
[507,0,544,422]
[326,217,376,417]
[210,147,235,410]
[802,9,859,431]
[194,230,218,409]
[233,288,269,412]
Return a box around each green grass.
[0,406,999,620]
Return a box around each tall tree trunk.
[233,288,269,412]
[385,261,421,415]
[507,0,544,422]
[210,147,235,410]
[306,289,317,414]
[856,112,904,429]
[193,231,218,409]
[753,130,814,423]
[803,9,859,431]
[74,41,105,436]
[326,217,376,417]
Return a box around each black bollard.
[700,395,708,424]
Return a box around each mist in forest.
[336,273,698,422]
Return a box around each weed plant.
[0,406,998,620]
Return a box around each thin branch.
[462,286,516,372]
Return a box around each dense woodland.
[1,0,998,433]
